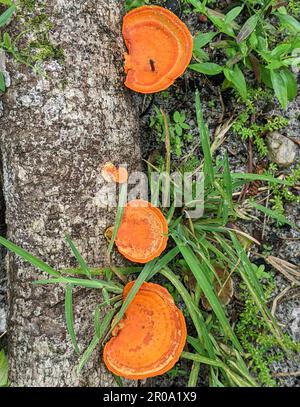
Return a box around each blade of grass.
[249,200,298,229]
[160,267,215,359]
[0,235,59,277]
[230,172,292,186]
[172,229,242,351]
[188,362,200,387]
[65,284,80,354]
[33,276,123,294]
[195,90,214,184]
[181,352,223,368]
[107,182,127,256]
[65,235,92,279]
[61,266,142,276]
[77,309,114,373]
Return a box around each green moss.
[232,88,288,157]
[266,164,300,222]
[2,1,64,72]
[236,276,300,387]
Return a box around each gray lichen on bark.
[0,0,141,386]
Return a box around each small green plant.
[236,272,300,386]
[0,1,63,92]
[265,163,300,221]
[188,0,300,109]
[231,88,288,156]
[150,107,193,158]
[125,0,149,12]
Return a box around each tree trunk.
[0,0,141,386]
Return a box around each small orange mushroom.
[101,162,128,184]
[103,281,187,379]
[123,5,193,93]
[115,199,168,263]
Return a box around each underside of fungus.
[115,199,168,263]
[122,5,193,94]
[103,281,187,379]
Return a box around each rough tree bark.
[0,1,141,386]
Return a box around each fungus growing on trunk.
[115,199,168,263]
[122,5,193,94]
[101,162,128,184]
[103,281,187,379]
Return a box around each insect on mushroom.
[123,5,193,94]
[103,281,187,379]
[115,199,168,264]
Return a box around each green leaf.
[193,48,210,62]
[189,62,223,75]
[223,65,247,100]
[0,72,5,92]
[0,235,60,277]
[65,235,91,279]
[3,32,11,50]
[175,123,183,136]
[0,4,16,28]
[0,349,8,387]
[224,6,243,24]
[270,43,291,59]
[270,69,288,110]
[173,111,182,123]
[194,31,218,49]
[65,284,80,354]
[278,14,300,33]
[236,14,258,43]
[280,69,297,101]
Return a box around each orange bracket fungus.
[115,199,168,263]
[101,162,128,184]
[123,6,193,93]
[103,281,187,379]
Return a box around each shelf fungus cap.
[103,281,187,379]
[122,5,193,94]
[101,162,128,184]
[115,199,168,263]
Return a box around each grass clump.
[236,270,300,386]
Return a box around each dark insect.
[198,14,208,23]
[149,59,156,72]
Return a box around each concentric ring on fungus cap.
[103,281,187,379]
[115,199,168,264]
[123,5,193,94]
